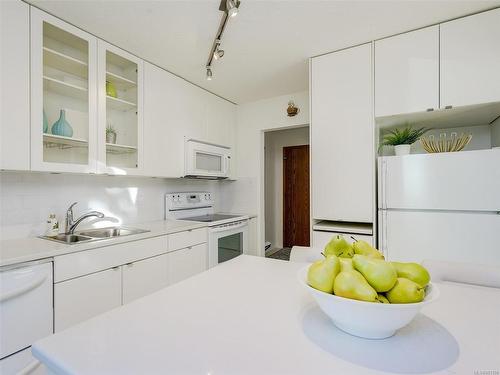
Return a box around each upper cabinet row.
[375,8,500,117]
[0,3,236,177]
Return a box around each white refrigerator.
[378,149,500,265]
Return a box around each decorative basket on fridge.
[420,133,472,153]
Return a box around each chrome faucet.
[65,202,105,234]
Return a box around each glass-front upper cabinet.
[30,8,97,173]
[97,41,143,174]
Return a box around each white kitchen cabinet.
[205,93,236,147]
[97,41,144,175]
[143,63,184,177]
[0,346,46,375]
[30,8,98,173]
[440,8,500,108]
[311,43,374,223]
[54,267,121,332]
[375,26,439,117]
[167,243,208,285]
[122,254,169,304]
[0,0,30,171]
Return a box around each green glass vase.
[51,109,73,137]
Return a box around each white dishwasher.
[0,260,53,375]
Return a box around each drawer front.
[54,236,167,282]
[0,262,53,359]
[168,228,207,251]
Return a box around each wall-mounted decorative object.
[287,101,300,117]
[421,133,472,153]
[106,122,117,144]
[379,125,428,156]
[106,80,117,98]
[51,109,73,137]
[43,110,49,133]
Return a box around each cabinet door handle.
[426,108,434,112]
[445,105,453,109]
[112,266,120,271]
[126,263,133,267]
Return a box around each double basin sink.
[42,227,150,245]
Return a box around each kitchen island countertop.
[32,255,500,375]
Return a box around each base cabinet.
[0,347,46,375]
[167,244,207,285]
[122,254,169,304]
[54,267,122,332]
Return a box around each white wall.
[0,172,219,240]
[219,90,309,256]
[264,127,309,250]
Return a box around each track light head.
[206,67,213,81]
[213,46,225,60]
[226,0,239,17]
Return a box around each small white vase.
[394,144,411,156]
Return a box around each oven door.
[185,139,231,178]
[208,220,248,268]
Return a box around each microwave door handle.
[211,221,248,233]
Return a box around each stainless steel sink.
[41,227,150,244]
[43,234,95,244]
[77,227,149,238]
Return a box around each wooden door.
[283,145,310,247]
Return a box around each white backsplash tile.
[0,172,220,240]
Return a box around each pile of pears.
[307,235,430,304]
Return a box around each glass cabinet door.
[97,41,143,174]
[30,8,97,173]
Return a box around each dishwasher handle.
[0,274,48,303]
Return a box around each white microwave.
[185,139,231,179]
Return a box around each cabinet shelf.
[106,143,137,154]
[43,76,87,101]
[43,134,88,149]
[106,95,137,111]
[43,46,88,78]
[106,71,137,90]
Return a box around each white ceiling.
[30,0,500,104]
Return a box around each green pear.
[391,262,430,287]
[376,294,390,303]
[352,254,397,292]
[352,238,385,260]
[386,277,425,304]
[339,257,354,271]
[333,268,378,302]
[307,255,341,294]
[324,235,354,258]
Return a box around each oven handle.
[210,221,248,233]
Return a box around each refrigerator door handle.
[381,210,388,259]
[381,159,388,209]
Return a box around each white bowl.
[298,265,439,339]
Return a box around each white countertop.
[33,255,500,375]
[0,219,207,267]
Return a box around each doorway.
[283,145,310,247]
[264,126,310,259]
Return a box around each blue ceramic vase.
[43,110,49,133]
[51,109,73,137]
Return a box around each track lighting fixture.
[213,45,225,60]
[226,0,239,17]
[204,0,241,80]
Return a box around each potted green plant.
[380,125,428,156]
[106,124,117,144]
